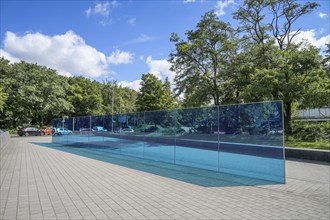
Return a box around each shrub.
[291,121,330,142]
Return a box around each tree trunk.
[284,101,292,136]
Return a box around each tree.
[241,43,327,134]
[136,73,175,112]
[161,77,175,109]
[233,0,319,47]
[300,44,330,109]
[0,59,10,113]
[118,86,138,114]
[67,77,103,116]
[323,44,330,71]
[0,57,139,130]
[100,80,117,115]
[137,73,166,111]
[170,11,238,106]
[0,59,73,129]
[0,86,8,113]
[233,0,320,134]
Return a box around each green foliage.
[0,59,73,129]
[170,1,325,136]
[170,11,238,106]
[137,73,175,111]
[234,0,319,48]
[67,77,103,116]
[100,80,137,115]
[118,86,138,114]
[233,0,321,135]
[0,58,137,130]
[324,44,330,64]
[285,138,329,150]
[291,121,330,142]
[0,86,8,112]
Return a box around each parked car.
[42,127,53,135]
[269,129,283,135]
[122,128,134,133]
[92,126,107,132]
[18,127,43,136]
[79,128,94,134]
[55,128,72,135]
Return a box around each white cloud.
[122,33,154,46]
[291,30,330,49]
[118,56,175,92]
[183,0,196,3]
[132,34,153,44]
[107,50,134,65]
[111,0,119,8]
[215,0,235,17]
[146,56,175,83]
[0,49,20,63]
[85,2,110,17]
[118,80,141,91]
[318,12,327,18]
[2,31,133,78]
[100,18,113,26]
[313,35,330,49]
[85,1,118,26]
[128,17,136,26]
[85,7,92,17]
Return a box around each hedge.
[291,121,330,142]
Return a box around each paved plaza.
[1,136,329,220]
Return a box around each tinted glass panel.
[52,101,285,184]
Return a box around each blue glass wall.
[52,101,285,183]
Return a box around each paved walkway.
[1,136,329,220]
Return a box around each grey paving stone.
[1,136,329,220]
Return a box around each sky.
[1,0,329,91]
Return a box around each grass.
[285,138,330,150]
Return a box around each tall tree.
[137,73,165,111]
[233,0,319,47]
[0,59,73,129]
[119,86,138,114]
[161,77,175,109]
[170,11,238,106]
[100,80,117,115]
[137,73,174,111]
[67,76,103,116]
[233,0,320,134]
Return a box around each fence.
[294,107,330,121]
[52,101,285,183]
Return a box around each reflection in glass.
[52,101,285,184]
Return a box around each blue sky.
[1,0,329,91]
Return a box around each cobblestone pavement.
[1,136,329,220]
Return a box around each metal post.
[72,117,75,132]
[89,116,92,143]
[119,89,122,115]
[282,101,286,184]
[217,106,220,173]
[112,87,114,133]
[143,111,145,159]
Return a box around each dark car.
[18,127,43,136]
